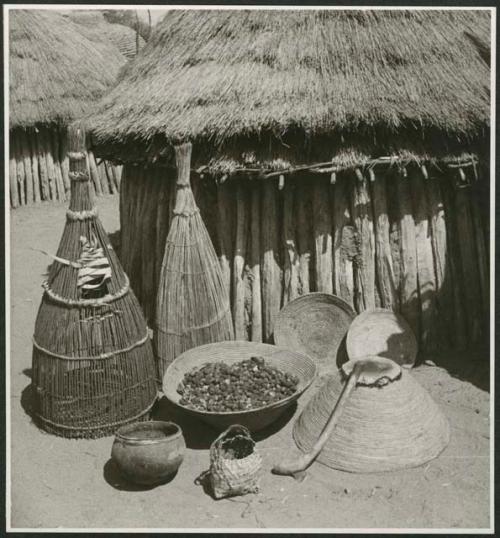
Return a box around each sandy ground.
[9,196,491,530]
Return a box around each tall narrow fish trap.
[155,143,234,375]
[31,125,158,438]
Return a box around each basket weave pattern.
[163,341,316,432]
[273,293,355,369]
[293,369,450,473]
[31,127,157,438]
[209,425,262,499]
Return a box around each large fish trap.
[31,125,158,438]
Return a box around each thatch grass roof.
[61,10,145,59]
[87,10,490,168]
[9,10,127,129]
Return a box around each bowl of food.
[162,341,317,432]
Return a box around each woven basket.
[163,341,316,432]
[273,293,355,371]
[346,308,418,368]
[293,367,450,473]
[207,425,262,499]
[31,126,157,438]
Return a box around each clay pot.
[111,421,185,486]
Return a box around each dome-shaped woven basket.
[273,293,355,371]
[346,308,418,368]
[293,368,450,473]
[163,341,317,432]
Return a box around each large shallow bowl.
[273,292,355,371]
[162,341,317,432]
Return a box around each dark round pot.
[111,421,185,486]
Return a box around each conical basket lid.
[346,308,417,368]
[293,368,450,473]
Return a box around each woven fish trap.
[31,125,158,439]
[293,366,450,473]
[155,143,234,376]
[273,293,355,371]
[208,425,262,499]
[346,308,418,368]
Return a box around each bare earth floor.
[9,196,491,530]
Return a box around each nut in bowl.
[162,341,317,432]
[111,421,185,487]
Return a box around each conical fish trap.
[31,125,158,438]
[293,367,450,473]
[155,143,234,375]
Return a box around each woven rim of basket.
[32,329,150,361]
[32,396,157,434]
[293,368,450,473]
[346,308,418,366]
[273,292,355,363]
[162,340,317,416]
[41,274,130,307]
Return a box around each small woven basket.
[273,293,355,371]
[207,425,262,499]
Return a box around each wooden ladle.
[272,356,402,481]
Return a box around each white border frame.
[4,4,496,534]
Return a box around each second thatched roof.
[87,9,491,168]
[9,9,127,129]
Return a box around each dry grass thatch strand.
[88,9,490,165]
[31,123,157,438]
[9,10,126,128]
[155,142,234,375]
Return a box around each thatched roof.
[61,10,145,59]
[87,10,491,169]
[9,10,127,129]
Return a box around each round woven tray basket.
[163,341,317,432]
[346,308,418,368]
[293,368,450,473]
[273,293,355,371]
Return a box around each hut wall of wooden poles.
[10,126,122,207]
[118,160,489,354]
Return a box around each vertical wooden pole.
[20,131,34,204]
[9,133,19,208]
[87,150,102,196]
[313,176,333,294]
[425,176,453,347]
[455,184,483,345]
[395,173,420,343]
[43,128,57,201]
[440,177,467,349]
[59,127,71,195]
[250,184,262,342]
[35,130,49,201]
[370,171,398,310]
[14,131,26,206]
[51,129,66,202]
[282,180,300,304]
[28,131,40,203]
[410,168,438,351]
[351,173,376,311]
[296,180,312,296]
[233,180,249,340]
[261,179,282,342]
[333,175,355,308]
[470,191,489,325]
[216,180,234,310]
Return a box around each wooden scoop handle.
[272,362,362,480]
